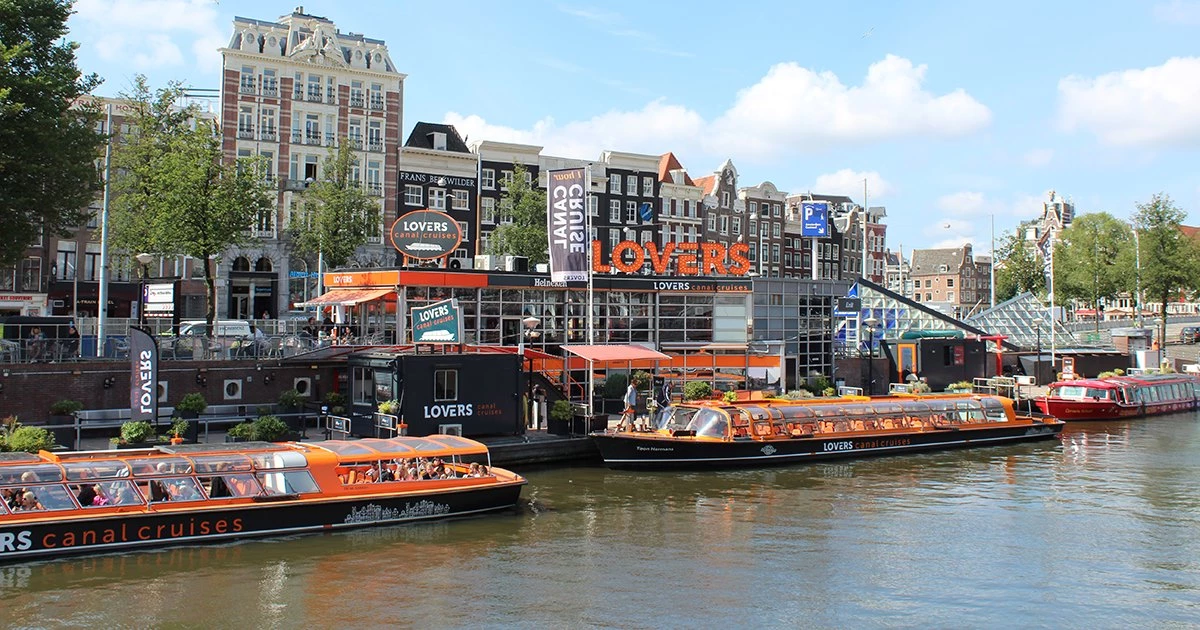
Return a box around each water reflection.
[3,416,1200,626]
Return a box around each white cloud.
[1058,57,1200,147]
[1023,148,1054,167]
[930,192,1045,253]
[1154,0,1200,24]
[448,55,990,164]
[806,169,894,200]
[71,0,224,72]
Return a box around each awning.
[296,288,394,308]
[561,344,671,363]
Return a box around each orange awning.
[561,344,671,364]
[296,288,394,307]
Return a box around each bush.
[550,399,573,422]
[948,380,973,391]
[683,381,712,401]
[169,418,189,438]
[7,426,54,453]
[809,376,832,394]
[50,399,83,416]
[227,422,255,440]
[722,390,738,403]
[822,387,837,397]
[252,415,289,441]
[176,393,208,414]
[911,382,932,393]
[603,373,628,399]
[279,388,305,410]
[782,389,814,399]
[377,399,399,415]
[120,421,155,444]
[630,370,652,391]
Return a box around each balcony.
[290,131,302,144]
[237,127,255,140]
[346,137,363,150]
[238,81,256,95]
[260,129,278,142]
[304,133,321,146]
[325,132,337,147]
[305,89,323,102]
[349,95,364,108]
[281,178,309,192]
[369,97,384,111]
[366,182,383,197]
[326,93,337,105]
[292,90,303,100]
[367,140,383,152]
[261,84,278,98]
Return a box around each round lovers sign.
[389,210,462,260]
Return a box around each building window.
[626,201,637,223]
[609,229,621,249]
[19,258,41,292]
[731,218,741,236]
[722,191,730,207]
[452,190,469,211]
[626,175,637,196]
[925,279,932,288]
[428,188,446,210]
[481,169,495,190]
[642,176,653,196]
[55,242,76,279]
[404,185,422,206]
[609,200,621,223]
[946,278,954,288]
[947,291,955,302]
[773,203,782,217]
[773,223,781,238]
[500,170,513,191]
[707,215,716,231]
[749,201,758,215]
[718,216,728,235]
[588,196,598,217]
[457,221,469,239]
[481,197,496,224]
[498,198,513,223]
[434,369,458,401]
[609,174,620,193]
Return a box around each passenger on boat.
[150,480,171,502]
[208,476,231,498]
[16,491,43,511]
[617,383,638,432]
[2,488,18,509]
[92,484,110,506]
[76,484,97,507]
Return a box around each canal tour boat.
[591,393,1064,469]
[1034,372,1200,421]
[0,435,525,562]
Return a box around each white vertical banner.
[546,168,589,282]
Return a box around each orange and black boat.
[592,393,1064,469]
[0,436,525,562]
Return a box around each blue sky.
[67,0,1200,256]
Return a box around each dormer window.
[430,132,447,151]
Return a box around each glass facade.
[751,278,852,389]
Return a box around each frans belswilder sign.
[411,298,462,344]
[389,210,462,260]
[129,327,158,423]
[546,167,588,282]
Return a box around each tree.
[1053,212,1129,334]
[289,140,380,269]
[1132,193,1200,346]
[488,163,549,264]
[0,0,104,266]
[109,76,273,337]
[993,227,1045,302]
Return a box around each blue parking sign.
[801,202,829,237]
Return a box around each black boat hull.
[591,423,1064,469]
[0,483,524,563]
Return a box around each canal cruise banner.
[546,167,589,283]
[411,298,462,344]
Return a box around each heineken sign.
[389,210,462,260]
[411,298,462,344]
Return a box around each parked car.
[1180,326,1200,344]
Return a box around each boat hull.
[1035,398,1196,421]
[591,423,1064,470]
[0,482,523,563]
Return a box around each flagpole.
[584,164,595,422]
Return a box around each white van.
[177,320,253,338]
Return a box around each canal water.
[3,415,1200,628]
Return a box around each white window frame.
[626,175,637,196]
[626,201,637,223]
[404,185,422,206]
[452,190,469,211]
[642,176,653,196]
[481,168,495,190]
[429,188,447,210]
[609,174,620,194]
[481,197,496,224]
[609,200,621,223]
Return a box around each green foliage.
[252,415,289,441]
[994,225,1047,302]
[0,0,104,266]
[324,391,346,406]
[722,390,738,403]
[683,381,712,401]
[808,375,832,394]
[1054,213,1129,332]
[290,141,380,269]
[1097,371,1118,378]
[109,76,273,336]
[550,399,573,422]
[169,418,189,438]
[631,370,652,391]
[1132,193,1200,346]
[176,393,208,414]
[948,380,974,391]
[782,390,814,399]
[120,421,155,444]
[822,387,837,397]
[377,399,399,415]
[278,388,305,410]
[7,426,54,453]
[227,422,255,439]
[487,164,549,264]
[603,372,629,399]
[49,399,83,416]
[911,382,932,393]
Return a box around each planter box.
[571,414,608,434]
[225,435,249,443]
[547,417,571,436]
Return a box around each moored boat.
[1034,373,1200,421]
[591,393,1063,469]
[0,435,525,562]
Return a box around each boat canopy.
[306,435,490,461]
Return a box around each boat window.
[71,480,142,507]
[773,406,815,419]
[652,406,699,431]
[218,473,262,498]
[840,404,874,417]
[899,401,931,416]
[258,470,319,495]
[158,477,205,502]
[810,406,848,418]
[4,484,74,512]
[0,464,63,485]
[126,457,194,476]
[190,455,253,474]
[870,403,904,415]
[61,460,131,481]
[319,442,381,457]
[247,451,308,470]
[954,400,986,422]
[979,398,1008,422]
[684,408,729,438]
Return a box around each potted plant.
[548,400,573,436]
[226,421,255,443]
[722,390,738,403]
[5,425,55,453]
[947,380,974,393]
[118,420,155,448]
[324,391,346,415]
[377,399,399,416]
[252,415,289,442]
[278,388,305,413]
[168,418,189,445]
[175,393,208,419]
[49,399,83,425]
[683,381,712,401]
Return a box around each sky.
[66,0,1200,256]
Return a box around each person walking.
[618,382,638,432]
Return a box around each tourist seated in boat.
[16,491,42,511]
[683,407,729,438]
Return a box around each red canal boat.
[1035,373,1200,421]
[0,436,525,562]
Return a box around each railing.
[281,177,308,191]
[366,182,383,196]
[369,97,384,110]
[237,128,255,139]
[306,89,323,102]
[261,85,278,98]
[260,130,278,142]
[367,140,383,152]
[239,81,256,94]
[349,95,364,108]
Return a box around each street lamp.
[135,253,154,328]
[863,316,878,395]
